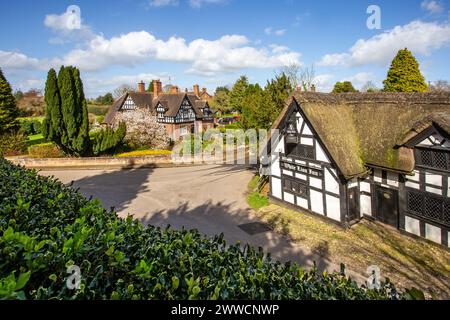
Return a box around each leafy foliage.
[0,68,20,135]
[20,119,42,136]
[228,76,249,113]
[43,66,90,156]
[0,132,27,157]
[27,143,62,158]
[92,122,127,156]
[383,48,428,92]
[0,159,405,300]
[332,81,358,93]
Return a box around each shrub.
[0,159,406,300]
[19,119,42,135]
[92,122,126,156]
[27,143,62,158]
[0,132,27,156]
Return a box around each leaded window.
[415,148,450,171]
[407,191,450,226]
[283,178,308,198]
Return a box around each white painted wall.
[310,189,324,215]
[426,174,442,187]
[295,173,307,181]
[360,195,372,216]
[309,177,322,189]
[271,177,282,199]
[296,196,308,209]
[326,195,341,221]
[284,192,295,205]
[405,216,420,236]
[374,169,382,183]
[426,186,442,195]
[271,155,281,177]
[315,143,330,163]
[296,112,303,131]
[405,181,420,190]
[302,123,313,135]
[360,181,371,193]
[324,168,340,195]
[282,169,294,177]
[300,137,314,146]
[425,223,442,244]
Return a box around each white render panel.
[360,195,372,216]
[282,169,294,177]
[425,224,442,244]
[387,172,399,187]
[418,138,433,146]
[270,154,281,177]
[426,174,442,187]
[302,123,313,135]
[284,192,295,205]
[326,195,341,221]
[408,171,420,182]
[426,186,442,195]
[405,216,421,236]
[295,173,307,181]
[296,112,303,131]
[374,169,382,183]
[309,177,322,189]
[295,159,306,165]
[274,136,285,153]
[360,181,371,193]
[324,169,340,195]
[405,181,420,190]
[315,143,330,163]
[348,178,358,189]
[300,137,314,146]
[310,190,324,215]
[271,177,282,199]
[296,197,308,209]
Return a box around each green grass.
[26,133,46,147]
[247,192,269,210]
[18,116,45,122]
[248,175,260,192]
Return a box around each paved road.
[40,165,364,281]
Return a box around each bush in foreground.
[0,158,405,300]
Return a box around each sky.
[1,0,450,98]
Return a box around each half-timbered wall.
[269,110,343,223]
[400,131,450,247]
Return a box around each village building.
[262,92,450,247]
[103,80,214,140]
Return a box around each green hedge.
[0,158,404,300]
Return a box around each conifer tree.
[0,68,20,135]
[43,68,62,143]
[229,76,249,113]
[383,48,428,92]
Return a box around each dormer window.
[415,147,450,171]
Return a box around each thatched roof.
[103,91,209,124]
[270,92,450,179]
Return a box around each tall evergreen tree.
[43,68,62,144]
[0,68,20,135]
[229,76,249,113]
[43,66,90,156]
[332,81,358,93]
[383,48,428,92]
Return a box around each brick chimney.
[169,86,179,94]
[138,81,145,93]
[153,79,162,98]
[202,87,207,94]
[193,84,200,97]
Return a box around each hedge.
[0,158,406,300]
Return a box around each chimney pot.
[138,81,145,93]
[193,84,200,97]
[153,79,162,98]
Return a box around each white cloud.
[0,51,41,70]
[60,31,301,75]
[264,27,286,36]
[147,0,179,7]
[318,20,450,67]
[313,74,334,92]
[189,0,227,8]
[44,5,94,43]
[421,1,444,14]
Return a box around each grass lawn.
[26,133,46,146]
[18,116,45,122]
[115,149,172,157]
[255,204,450,299]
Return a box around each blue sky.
[1,0,450,97]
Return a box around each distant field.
[88,104,110,116]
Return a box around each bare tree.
[113,84,135,99]
[279,63,316,91]
[429,80,450,92]
[361,81,379,93]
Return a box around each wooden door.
[348,188,359,222]
[374,186,399,228]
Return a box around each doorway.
[374,186,399,228]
